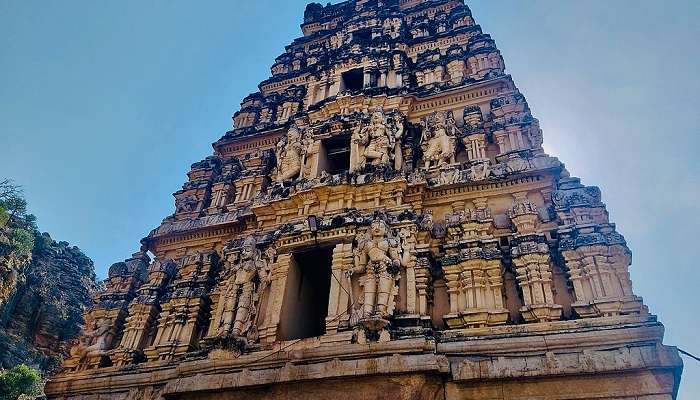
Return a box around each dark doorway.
[322,135,351,174]
[341,68,364,92]
[278,247,333,340]
[353,28,372,42]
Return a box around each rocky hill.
[0,233,97,374]
[0,180,97,375]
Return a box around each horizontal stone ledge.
[450,343,682,382]
[175,337,435,376]
[44,323,669,397]
[163,353,450,395]
[438,317,663,354]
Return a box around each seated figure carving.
[67,317,113,368]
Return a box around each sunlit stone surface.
[46,1,682,399]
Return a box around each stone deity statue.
[421,111,457,169]
[69,317,113,363]
[275,125,305,182]
[214,237,269,339]
[351,108,404,172]
[350,219,411,321]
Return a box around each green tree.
[0,205,8,227]
[0,180,34,230]
[0,365,42,400]
[10,228,34,258]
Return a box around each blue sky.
[1,0,698,396]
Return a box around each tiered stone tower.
[46,1,683,399]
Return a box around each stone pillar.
[458,254,509,327]
[111,259,175,366]
[207,181,234,214]
[464,133,487,161]
[553,178,645,318]
[493,129,510,155]
[144,252,217,362]
[414,256,431,316]
[509,194,562,323]
[259,253,292,343]
[442,261,463,329]
[363,68,372,88]
[326,243,353,334]
[447,60,465,85]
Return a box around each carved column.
[111,259,176,366]
[206,181,235,214]
[144,252,218,361]
[458,243,509,327]
[441,204,508,329]
[447,59,465,84]
[553,178,645,318]
[259,253,292,344]
[509,194,562,323]
[326,243,354,334]
[413,254,431,316]
[64,252,149,371]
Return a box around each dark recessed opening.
[342,68,364,92]
[354,28,372,42]
[278,247,333,341]
[322,135,351,174]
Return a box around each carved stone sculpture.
[209,237,270,341]
[47,1,682,399]
[421,111,457,169]
[350,219,410,324]
[275,125,306,182]
[67,317,113,369]
[351,107,404,172]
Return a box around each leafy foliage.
[0,180,35,231]
[0,365,42,400]
[10,229,34,259]
[0,180,36,259]
[0,205,8,228]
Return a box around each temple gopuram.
[46,1,683,399]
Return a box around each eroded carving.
[421,111,458,169]
[351,107,404,172]
[275,125,306,182]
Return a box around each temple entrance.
[278,246,333,340]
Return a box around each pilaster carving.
[144,251,218,361]
[112,259,176,366]
[65,252,149,371]
[509,195,562,323]
[554,178,644,318]
[442,202,508,329]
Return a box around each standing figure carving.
[213,237,270,339]
[421,111,457,169]
[351,108,404,172]
[350,219,411,322]
[275,125,305,182]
